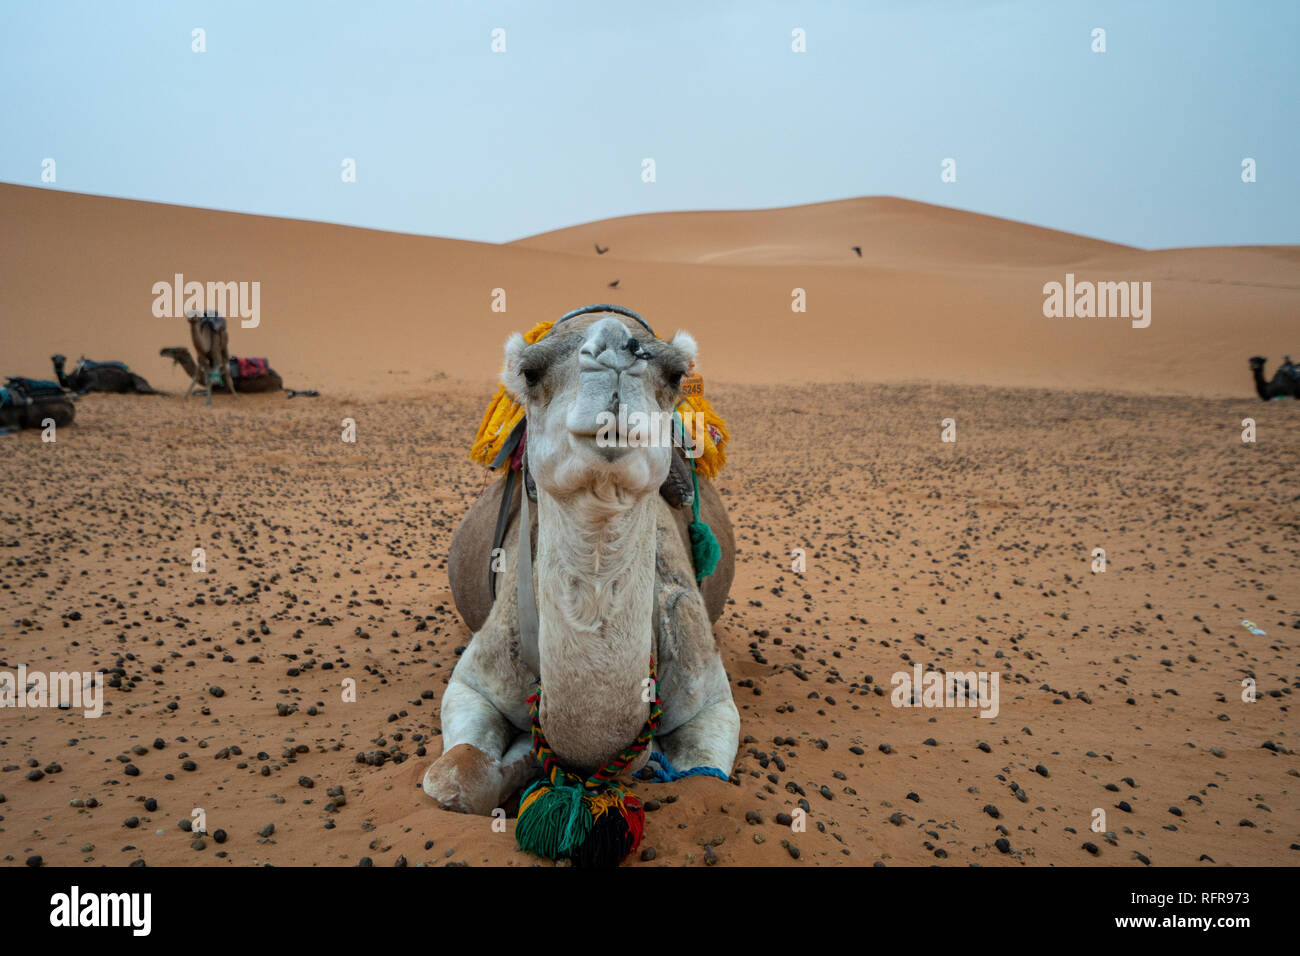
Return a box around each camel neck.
[532,484,657,771]
[1252,365,1270,400]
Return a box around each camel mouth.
[567,429,634,463]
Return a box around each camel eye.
[666,369,684,390]
[522,366,543,388]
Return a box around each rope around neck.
[515,657,662,867]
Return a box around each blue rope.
[646,751,728,783]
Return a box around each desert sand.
[0,184,1296,867]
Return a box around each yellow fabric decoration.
[469,319,728,478]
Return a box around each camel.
[175,310,237,405]
[160,346,284,395]
[423,310,739,838]
[1,377,76,431]
[1249,356,1300,400]
[51,354,157,394]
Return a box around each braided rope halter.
[515,657,663,867]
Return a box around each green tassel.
[515,777,592,859]
[687,452,720,582]
[689,518,720,582]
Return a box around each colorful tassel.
[515,660,662,867]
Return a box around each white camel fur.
[422,312,740,814]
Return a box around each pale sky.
[2,0,1296,247]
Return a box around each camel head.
[1249,356,1267,371]
[501,311,696,500]
[51,354,66,370]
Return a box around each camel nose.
[579,317,648,375]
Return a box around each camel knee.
[659,697,739,777]
[423,743,509,816]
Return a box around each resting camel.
[51,355,157,394]
[1249,356,1300,400]
[160,347,285,393]
[423,309,739,820]
[182,310,237,405]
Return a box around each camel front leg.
[654,694,740,779]
[423,676,537,815]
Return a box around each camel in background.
[160,347,284,393]
[182,310,237,405]
[51,354,157,394]
[1249,356,1300,400]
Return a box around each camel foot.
[423,743,507,815]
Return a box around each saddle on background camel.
[232,357,270,379]
[76,358,130,373]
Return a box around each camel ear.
[668,331,697,365]
[500,332,528,396]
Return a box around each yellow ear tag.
[680,371,704,398]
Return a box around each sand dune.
[3,185,1296,398]
[513,196,1134,270]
